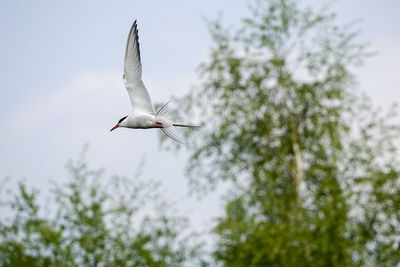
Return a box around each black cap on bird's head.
[110,116,128,131]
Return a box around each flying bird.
[110,20,198,144]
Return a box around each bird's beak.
[110,124,119,132]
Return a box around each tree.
[169,0,400,265]
[0,154,203,267]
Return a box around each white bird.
[110,20,198,144]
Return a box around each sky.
[1,0,400,232]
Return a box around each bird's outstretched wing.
[123,20,155,115]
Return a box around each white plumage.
[110,20,198,144]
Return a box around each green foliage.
[169,0,400,266]
[0,157,202,267]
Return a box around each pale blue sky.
[1,0,400,229]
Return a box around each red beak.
[110,124,119,132]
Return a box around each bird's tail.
[161,125,184,144]
[173,123,200,128]
[156,101,200,144]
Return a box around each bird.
[110,20,198,144]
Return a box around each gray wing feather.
[124,20,155,115]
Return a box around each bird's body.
[110,20,198,143]
[121,113,169,129]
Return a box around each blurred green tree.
[0,156,202,267]
[168,0,400,265]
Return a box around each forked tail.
[173,123,200,128]
[156,101,200,144]
[161,126,184,144]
